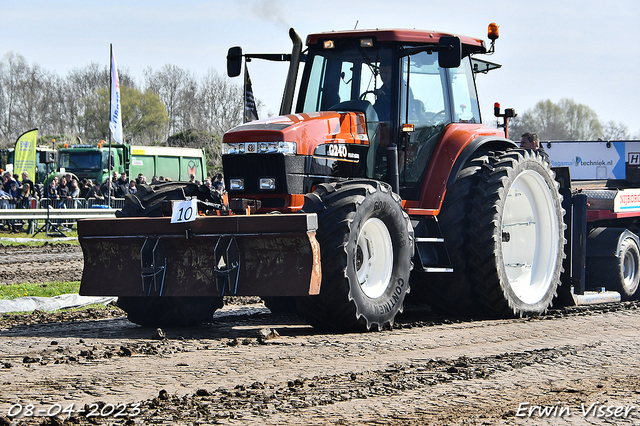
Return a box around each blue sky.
[2,0,640,136]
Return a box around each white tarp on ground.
[0,237,77,243]
[0,293,116,314]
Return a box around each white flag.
[109,47,123,143]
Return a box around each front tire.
[117,296,223,327]
[117,182,224,327]
[298,180,413,331]
[470,150,565,317]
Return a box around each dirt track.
[1,243,640,425]
[0,243,83,285]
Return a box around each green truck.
[57,143,207,184]
[0,146,58,184]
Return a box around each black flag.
[244,65,259,123]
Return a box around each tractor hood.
[223,111,370,155]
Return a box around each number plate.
[170,198,197,223]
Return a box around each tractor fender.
[586,227,640,258]
[446,135,516,190]
[416,125,513,213]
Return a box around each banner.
[244,64,259,123]
[14,128,38,180]
[109,46,123,143]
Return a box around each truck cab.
[58,143,126,184]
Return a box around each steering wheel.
[427,109,447,123]
[360,90,376,101]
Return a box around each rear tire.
[298,180,413,331]
[470,149,565,317]
[587,234,640,300]
[408,151,489,316]
[117,182,224,327]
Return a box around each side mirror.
[438,36,462,68]
[227,46,243,78]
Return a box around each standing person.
[8,181,20,205]
[100,178,114,199]
[7,181,21,232]
[46,177,60,209]
[79,179,91,199]
[116,172,129,197]
[46,178,58,198]
[19,182,32,205]
[68,178,80,208]
[86,180,104,203]
[127,180,137,194]
[19,182,34,232]
[520,132,550,163]
[57,176,69,208]
[214,173,225,193]
[20,172,40,199]
[3,171,17,194]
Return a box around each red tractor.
[79,24,565,331]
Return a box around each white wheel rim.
[355,218,393,299]
[501,170,559,304]
[623,248,638,291]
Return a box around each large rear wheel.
[470,150,565,317]
[408,151,489,316]
[117,182,224,327]
[298,180,413,331]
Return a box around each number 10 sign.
[171,198,198,223]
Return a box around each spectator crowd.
[1,169,226,232]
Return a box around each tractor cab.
[296,29,488,200]
[224,27,501,212]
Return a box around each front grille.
[222,154,305,194]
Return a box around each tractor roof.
[306,29,487,55]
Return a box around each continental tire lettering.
[375,279,406,315]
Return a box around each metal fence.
[0,197,123,234]
[0,197,125,210]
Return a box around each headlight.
[259,177,276,190]
[221,143,236,155]
[229,179,244,190]
[222,141,296,154]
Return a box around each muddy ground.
[0,243,83,286]
[1,243,640,425]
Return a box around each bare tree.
[602,121,630,140]
[0,52,30,145]
[560,99,602,140]
[144,65,195,138]
[0,51,245,157]
[198,68,243,137]
[66,63,135,141]
[510,98,609,142]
